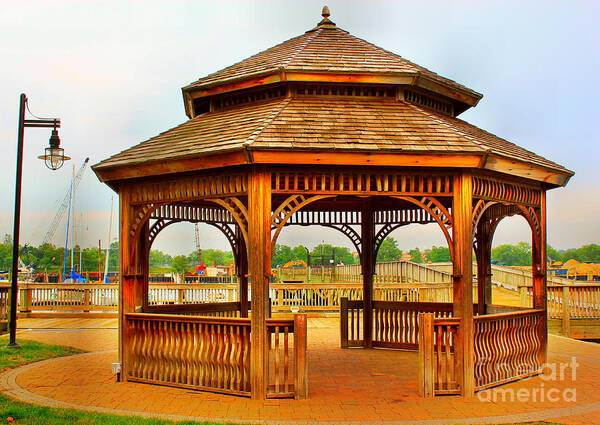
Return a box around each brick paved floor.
[3,317,600,424]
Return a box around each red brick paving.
[3,317,600,424]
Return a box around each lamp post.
[7,93,70,348]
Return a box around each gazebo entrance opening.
[93,7,572,400]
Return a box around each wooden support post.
[294,313,308,399]
[248,167,271,400]
[520,286,528,307]
[340,297,349,348]
[475,219,492,315]
[361,201,374,348]
[562,286,571,337]
[236,228,249,318]
[119,190,134,382]
[452,173,474,397]
[20,284,31,313]
[532,191,548,364]
[83,288,90,312]
[139,222,150,310]
[418,312,435,397]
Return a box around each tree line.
[2,233,597,273]
[492,242,600,266]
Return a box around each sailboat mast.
[70,164,75,274]
[104,196,114,281]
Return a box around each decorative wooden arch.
[270,194,334,250]
[471,200,541,252]
[321,223,362,260]
[390,195,455,262]
[147,218,239,259]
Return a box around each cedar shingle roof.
[94,96,570,174]
[184,24,480,99]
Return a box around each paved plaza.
[2,317,600,424]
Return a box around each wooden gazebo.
[93,7,573,399]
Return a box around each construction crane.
[194,223,203,264]
[42,157,90,245]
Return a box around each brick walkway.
[2,318,600,424]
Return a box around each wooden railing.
[267,315,307,398]
[143,301,242,317]
[271,283,453,313]
[340,298,454,350]
[521,284,600,319]
[125,313,252,396]
[1,282,456,315]
[418,313,460,396]
[373,301,453,350]
[0,286,8,323]
[20,283,119,312]
[149,284,238,305]
[334,261,451,284]
[520,284,600,337]
[340,298,364,348]
[124,312,307,398]
[473,309,544,390]
[429,262,572,290]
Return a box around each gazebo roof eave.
[181,69,483,118]
[92,146,572,188]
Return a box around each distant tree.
[200,249,234,266]
[308,244,355,265]
[547,244,562,262]
[409,248,422,263]
[427,246,451,263]
[491,242,531,266]
[377,238,402,262]
[310,244,335,266]
[272,244,294,267]
[171,255,189,273]
[150,250,172,268]
[292,245,309,264]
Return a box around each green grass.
[0,337,230,425]
[0,337,85,372]
[0,392,230,425]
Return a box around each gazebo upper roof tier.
[181,11,482,117]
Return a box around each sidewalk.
[2,318,600,424]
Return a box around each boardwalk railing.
[0,286,8,329]
[521,284,600,337]
[428,262,572,290]
[2,282,455,315]
[335,261,451,284]
[125,310,307,399]
[270,282,453,312]
[473,309,544,390]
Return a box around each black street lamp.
[7,93,70,348]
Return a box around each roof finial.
[317,5,335,27]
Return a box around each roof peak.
[317,5,335,27]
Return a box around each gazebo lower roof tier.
[92,96,573,186]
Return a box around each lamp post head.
[38,128,70,170]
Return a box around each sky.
[0,0,598,256]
